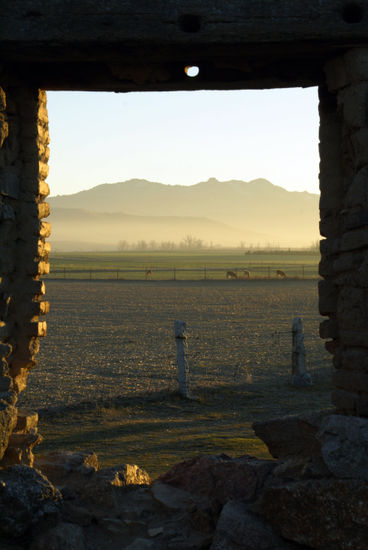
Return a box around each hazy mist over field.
[48,178,319,251]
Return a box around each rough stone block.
[23,159,49,180]
[0,401,17,461]
[333,251,363,273]
[337,348,368,373]
[319,185,344,210]
[21,279,46,298]
[40,221,51,238]
[319,256,335,277]
[0,430,43,467]
[317,414,368,481]
[319,319,338,339]
[343,208,368,231]
[34,451,99,489]
[15,409,38,433]
[346,166,368,208]
[0,170,19,198]
[30,300,50,316]
[319,280,338,315]
[0,87,6,111]
[0,376,12,392]
[0,343,12,359]
[210,501,288,550]
[332,369,368,394]
[0,203,15,221]
[252,411,331,459]
[158,454,274,506]
[20,178,50,200]
[0,322,9,339]
[26,260,50,276]
[339,82,368,129]
[320,236,340,256]
[0,252,15,274]
[320,213,340,238]
[0,113,9,147]
[337,286,367,330]
[341,227,368,251]
[0,465,61,537]
[340,329,368,347]
[332,388,368,416]
[26,321,47,337]
[325,56,349,91]
[20,201,50,220]
[345,48,368,84]
[11,337,40,362]
[257,478,368,550]
[29,522,86,550]
[351,128,368,168]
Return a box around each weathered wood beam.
[1,0,368,52]
[1,1,367,90]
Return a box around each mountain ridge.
[48,178,319,249]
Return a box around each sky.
[46,87,320,197]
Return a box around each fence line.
[45,263,320,281]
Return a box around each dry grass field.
[20,279,333,478]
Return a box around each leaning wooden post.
[174,320,190,398]
[291,317,312,386]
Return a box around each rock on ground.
[30,522,86,550]
[252,411,332,459]
[158,454,275,506]
[210,500,302,550]
[257,478,368,550]
[317,414,368,480]
[0,464,61,537]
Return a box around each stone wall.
[0,86,50,460]
[319,48,368,416]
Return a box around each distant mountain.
[48,178,319,249]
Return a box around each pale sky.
[46,87,320,197]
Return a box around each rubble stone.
[30,522,86,550]
[0,465,61,537]
[257,479,368,550]
[158,454,274,505]
[252,411,331,459]
[317,414,368,480]
[210,500,300,550]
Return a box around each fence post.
[173,267,176,281]
[291,317,312,386]
[204,266,207,280]
[302,265,305,279]
[174,320,190,398]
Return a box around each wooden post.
[291,317,312,386]
[174,320,190,398]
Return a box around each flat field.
[46,249,320,279]
[20,278,332,479]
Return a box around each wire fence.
[45,263,319,281]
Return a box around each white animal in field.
[276,269,287,279]
[226,270,238,279]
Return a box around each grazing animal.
[276,269,287,279]
[145,269,152,280]
[226,270,238,279]
[243,270,250,279]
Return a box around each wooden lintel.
[1,1,368,90]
